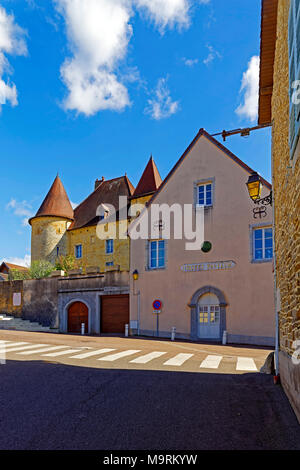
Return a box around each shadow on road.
[0,359,299,450]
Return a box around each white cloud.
[54,0,133,116]
[145,77,179,120]
[0,254,31,267]
[134,0,191,33]
[0,5,27,110]
[203,44,221,66]
[54,0,195,116]
[183,57,198,67]
[6,199,34,226]
[236,55,260,122]
[70,200,78,209]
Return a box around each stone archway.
[66,300,90,334]
[189,286,227,341]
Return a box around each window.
[197,182,213,207]
[75,244,82,259]
[288,0,300,156]
[106,239,114,254]
[253,227,273,261]
[149,240,165,269]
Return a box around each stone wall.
[0,280,23,317]
[272,0,300,422]
[272,0,300,356]
[0,271,130,331]
[31,216,70,264]
[67,221,130,272]
[22,278,59,328]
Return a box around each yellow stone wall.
[67,220,130,272]
[31,217,71,265]
[272,0,300,355]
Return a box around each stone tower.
[29,175,74,264]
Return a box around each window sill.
[196,204,213,210]
[251,258,273,264]
[146,266,166,272]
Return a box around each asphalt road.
[0,331,299,450]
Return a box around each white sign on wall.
[13,293,22,306]
[181,261,236,273]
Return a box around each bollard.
[222,330,227,345]
[81,323,85,335]
[125,324,129,337]
[171,326,176,341]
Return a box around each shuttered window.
[289,0,300,157]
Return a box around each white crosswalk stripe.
[0,342,29,349]
[130,351,167,364]
[41,349,83,357]
[98,350,141,362]
[0,344,47,353]
[200,355,223,369]
[236,357,257,371]
[17,346,70,355]
[70,348,116,359]
[0,341,19,344]
[163,353,194,366]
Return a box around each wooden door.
[68,301,89,333]
[101,295,129,333]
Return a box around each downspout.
[271,121,280,377]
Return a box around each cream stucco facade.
[130,131,275,346]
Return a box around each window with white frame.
[105,239,114,254]
[149,240,165,269]
[197,182,213,207]
[253,227,273,261]
[289,0,300,156]
[75,244,82,259]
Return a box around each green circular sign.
[201,241,212,253]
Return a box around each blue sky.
[0,0,271,266]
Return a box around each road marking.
[236,357,257,371]
[98,350,141,362]
[130,351,167,364]
[0,344,47,353]
[0,341,19,344]
[163,353,194,366]
[200,355,223,369]
[17,346,70,355]
[0,342,29,349]
[41,349,83,357]
[70,348,116,359]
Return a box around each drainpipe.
[132,279,140,336]
[271,123,279,378]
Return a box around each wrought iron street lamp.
[246,172,272,218]
[132,269,139,281]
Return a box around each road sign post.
[152,300,162,337]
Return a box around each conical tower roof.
[133,156,162,198]
[29,175,74,224]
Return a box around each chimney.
[95,176,105,190]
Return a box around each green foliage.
[8,269,30,281]
[29,260,54,279]
[55,254,76,274]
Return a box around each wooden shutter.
[289,0,300,155]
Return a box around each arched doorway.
[198,292,220,339]
[68,301,89,333]
[189,286,227,341]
